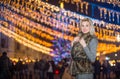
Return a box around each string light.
[1,0,120,39]
[117,34,120,42]
[0,26,56,56]
[0,20,53,47]
[60,2,64,9]
[1,5,75,41]
[1,0,120,56]
[4,0,119,32]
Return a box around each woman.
[69,18,98,79]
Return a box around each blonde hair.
[79,18,95,35]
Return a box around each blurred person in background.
[93,58,101,79]
[0,52,12,79]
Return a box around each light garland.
[0,9,74,41]
[98,7,120,24]
[36,1,120,30]
[1,0,119,41]
[97,42,120,54]
[0,26,56,56]
[53,0,120,7]
[0,20,53,47]
[36,0,120,26]
[1,0,120,55]
[95,26,120,42]
[3,0,120,32]
[117,34,120,42]
[1,10,54,41]
[6,1,79,34]
[95,0,120,7]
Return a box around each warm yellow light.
[1,26,56,56]
[117,34,120,42]
[60,2,64,9]
[96,53,100,56]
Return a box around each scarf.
[69,32,95,76]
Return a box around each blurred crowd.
[0,51,69,79]
[93,58,120,79]
[0,52,120,79]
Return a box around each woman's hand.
[71,36,79,46]
[74,36,80,42]
[79,38,87,47]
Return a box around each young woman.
[69,18,98,79]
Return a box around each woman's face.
[80,21,91,34]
